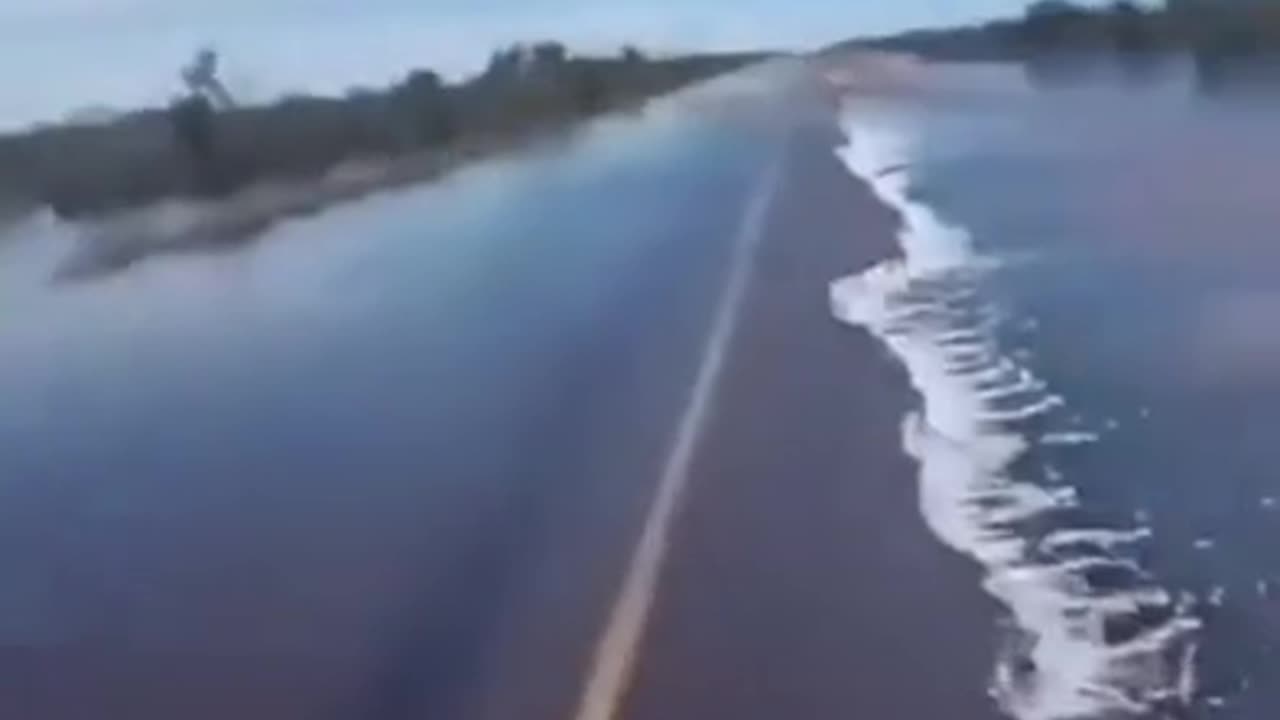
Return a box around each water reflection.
[0,72,772,679]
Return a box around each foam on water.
[829,105,1201,719]
[1041,432,1102,447]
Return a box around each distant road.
[0,61,999,720]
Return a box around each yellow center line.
[570,154,784,720]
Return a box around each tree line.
[860,1,1280,83]
[0,44,767,219]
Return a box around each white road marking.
[571,156,783,720]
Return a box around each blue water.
[0,77,777,709]
[897,70,1280,718]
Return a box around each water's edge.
[827,101,1201,720]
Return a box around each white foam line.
[571,156,782,720]
[1041,431,1102,446]
[1042,527,1154,552]
[982,394,1064,423]
[829,105,1199,720]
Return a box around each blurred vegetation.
[854,1,1280,87]
[0,45,767,219]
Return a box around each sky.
[0,0,1036,130]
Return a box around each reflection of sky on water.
[0,80,776,652]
